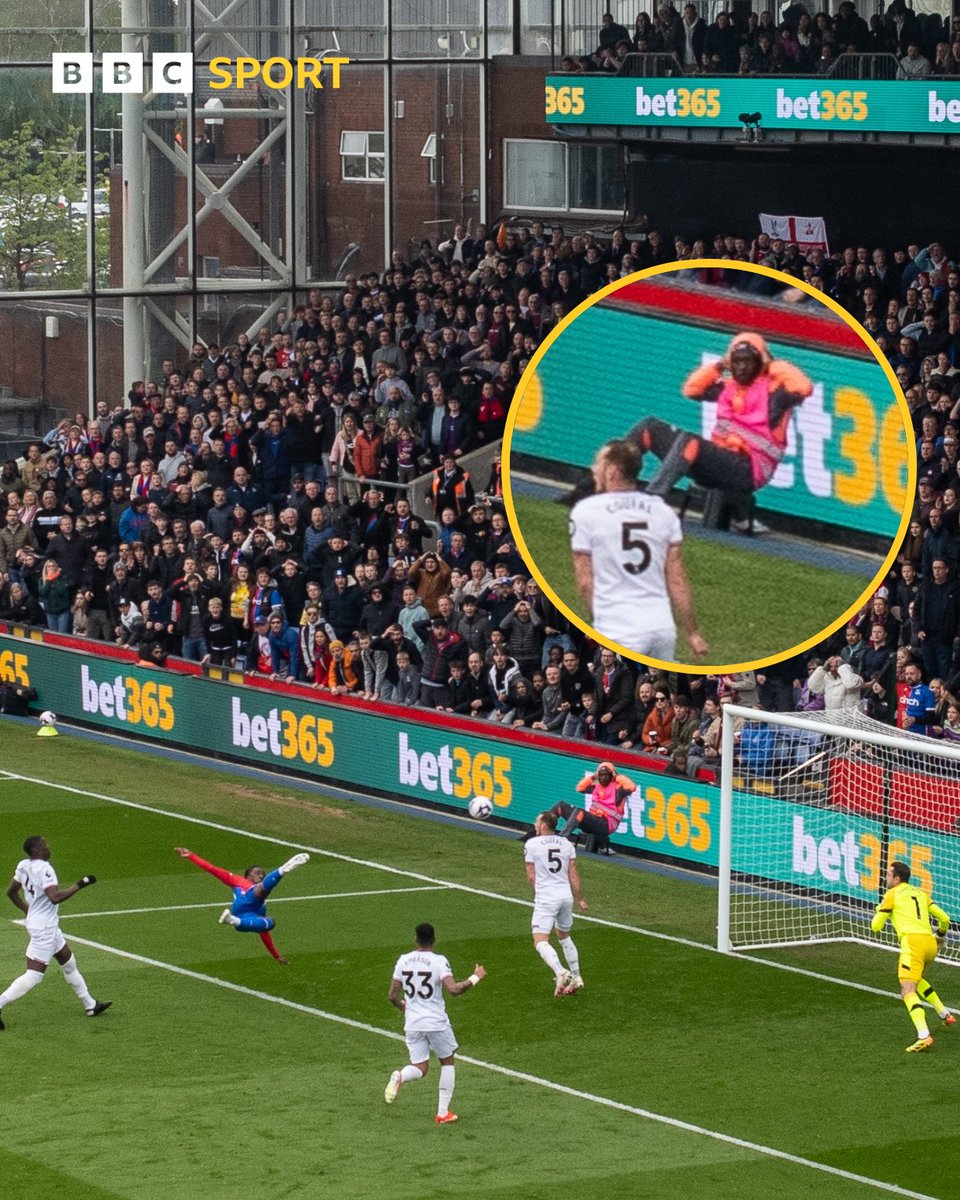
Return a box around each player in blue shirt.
[175,847,309,963]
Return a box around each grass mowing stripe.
[47,886,448,920]
[0,768,910,1010]
[59,930,943,1200]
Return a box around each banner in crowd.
[545,76,960,135]
[759,213,829,254]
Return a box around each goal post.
[718,703,960,963]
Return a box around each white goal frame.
[718,703,960,958]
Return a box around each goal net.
[717,704,960,964]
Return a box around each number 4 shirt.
[569,491,681,647]
[14,858,59,934]
[393,949,454,1032]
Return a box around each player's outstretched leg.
[279,852,310,876]
[219,908,241,927]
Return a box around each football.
[468,795,493,820]
[38,710,58,727]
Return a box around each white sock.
[0,968,45,1008]
[536,941,564,976]
[400,1065,424,1084]
[438,1064,455,1116]
[559,936,580,975]
[61,955,95,1010]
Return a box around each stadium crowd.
[567,4,960,78]
[0,218,958,786]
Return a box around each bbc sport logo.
[52,52,349,94]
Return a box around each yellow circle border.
[502,257,917,676]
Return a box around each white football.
[468,795,493,820]
[38,710,57,727]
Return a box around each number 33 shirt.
[569,491,682,648]
[392,950,454,1032]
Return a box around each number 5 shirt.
[569,491,682,645]
[392,950,454,1032]
[524,835,576,905]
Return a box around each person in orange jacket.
[628,331,812,529]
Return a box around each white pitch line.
[61,930,941,1200]
[49,885,447,920]
[0,769,919,1008]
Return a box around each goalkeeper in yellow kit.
[871,860,955,1052]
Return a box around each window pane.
[368,132,384,153]
[569,144,621,212]
[343,155,366,179]
[340,131,366,155]
[504,140,565,210]
[369,155,385,180]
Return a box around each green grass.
[1,720,959,1199]
[515,495,873,667]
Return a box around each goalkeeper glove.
[75,874,97,889]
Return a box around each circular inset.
[503,260,914,673]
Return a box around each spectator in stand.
[903,659,937,734]
[498,599,542,680]
[592,648,635,745]
[327,639,360,694]
[414,613,464,708]
[808,656,863,710]
[641,687,675,752]
[917,559,959,678]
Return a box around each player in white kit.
[569,439,708,662]
[524,810,588,996]
[384,922,486,1124]
[0,835,111,1029]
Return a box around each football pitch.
[1,720,958,1200]
[514,495,876,666]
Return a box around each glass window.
[340,130,385,181]
[505,139,621,214]
[569,144,621,212]
[504,140,565,210]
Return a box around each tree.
[0,122,89,290]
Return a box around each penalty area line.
[65,930,940,1200]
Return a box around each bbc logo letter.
[53,53,193,93]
